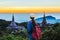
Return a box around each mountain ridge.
[36,16,60,24]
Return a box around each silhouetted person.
[27,14,42,40]
[27,15,35,40]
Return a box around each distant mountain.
[57,19,60,23]
[36,16,60,24]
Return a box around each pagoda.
[42,12,47,27]
[7,14,25,33]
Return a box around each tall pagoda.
[7,14,25,33]
[9,14,17,28]
[42,12,47,27]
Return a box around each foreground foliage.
[40,23,60,40]
[0,19,60,40]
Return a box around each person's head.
[30,16,34,20]
[30,13,35,20]
[30,13,36,26]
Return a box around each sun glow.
[0,7,60,13]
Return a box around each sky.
[0,13,60,23]
[0,0,60,7]
[0,0,60,22]
[0,0,59,12]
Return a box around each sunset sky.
[0,0,60,13]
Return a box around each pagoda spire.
[12,14,14,22]
[42,12,47,27]
[9,14,17,27]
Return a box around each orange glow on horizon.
[0,7,60,13]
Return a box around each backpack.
[32,25,42,40]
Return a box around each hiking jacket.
[27,21,34,40]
